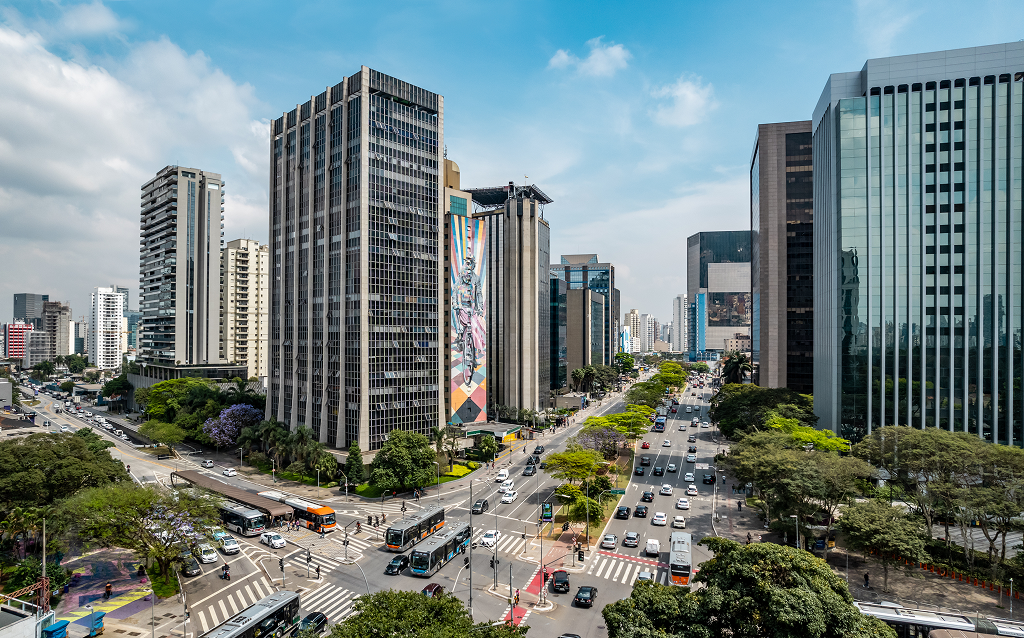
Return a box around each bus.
[653,417,667,432]
[668,532,692,586]
[219,501,266,537]
[257,490,337,532]
[200,590,300,638]
[385,504,446,552]
[854,601,1024,638]
[409,522,472,576]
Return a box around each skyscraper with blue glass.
[813,42,1024,445]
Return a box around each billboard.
[450,215,487,424]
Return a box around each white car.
[501,490,518,504]
[195,544,218,563]
[676,498,690,510]
[652,512,667,526]
[662,440,671,447]
[672,516,687,529]
[701,421,710,428]
[679,424,686,431]
[686,454,697,463]
[480,530,502,548]
[223,468,238,477]
[119,434,129,441]
[684,472,695,482]
[201,460,215,468]
[221,537,240,554]
[260,532,286,549]
[499,479,515,493]
[59,425,70,432]
[659,484,673,496]
[687,485,698,496]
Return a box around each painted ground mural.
[450,214,487,424]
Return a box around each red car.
[641,441,651,449]
[671,407,678,413]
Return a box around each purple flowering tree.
[203,404,264,448]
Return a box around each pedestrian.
[864,573,870,589]
[316,564,321,579]
[746,532,752,544]
[319,527,325,539]
[105,582,112,600]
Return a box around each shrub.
[444,464,472,478]
[466,460,479,470]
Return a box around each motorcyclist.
[221,564,230,579]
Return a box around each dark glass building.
[550,254,619,366]
[686,231,751,356]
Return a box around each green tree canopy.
[603,404,655,441]
[73,427,115,453]
[624,380,667,409]
[0,433,128,508]
[479,435,498,461]
[369,429,437,492]
[144,378,217,422]
[59,381,74,393]
[140,419,187,446]
[344,441,364,484]
[690,362,710,374]
[64,354,88,374]
[710,383,816,439]
[838,500,929,592]
[542,447,603,484]
[614,352,635,375]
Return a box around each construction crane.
[0,576,51,614]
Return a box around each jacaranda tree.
[203,404,264,448]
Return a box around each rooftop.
[466,183,553,210]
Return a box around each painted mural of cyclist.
[454,230,484,386]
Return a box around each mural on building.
[450,215,487,423]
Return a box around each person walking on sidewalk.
[104,582,112,600]
[864,573,870,589]
[316,564,321,579]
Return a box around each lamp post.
[239,447,243,469]
[1012,578,1015,618]
[789,514,799,549]
[272,458,276,483]
[433,461,441,508]
[148,589,155,638]
[317,469,320,500]
[338,469,348,503]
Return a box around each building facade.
[139,166,225,367]
[549,276,568,392]
[671,294,688,353]
[13,293,48,330]
[751,121,814,391]
[4,321,32,360]
[74,317,86,355]
[267,68,443,452]
[221,239,270,380]
[566,289,605,376]
[624,308,642,353]
[90,287,125,370]
[24,331,50,368]
[550,255,618,366]
[42,301,72,362]
[813,42,1024,443]
[686,231,752,356]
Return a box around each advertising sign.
[541,502,553,522]
[450,215,487,424]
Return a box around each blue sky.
[1,0,1022,327]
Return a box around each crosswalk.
[192,575,278,634]
[586,552,670,586]
[300,582,361,626]
[282,548,346,575]
[471,528,528,556]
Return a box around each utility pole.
[469,480,474,620]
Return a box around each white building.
[639,313,656,353]
[624,309,642,354]
[221,238,270,381]
[671,294,688,353]
[90,286,126,370]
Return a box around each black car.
[640,456,651,466]
[615,506,631,519]
[688,445,698,453]
[534,445,545,455]
[551,569,570,593]
[634,505,648,517]
[640,491,655,502]
[300,612,328,636]
[523,465,537,476]
[179,555,201,577]
[652,467,664,476]
[472,499,489,515]
[703,474,716,485]
[384,554,409,575]
[634,466,645,476]
[574,585,598,608]
[687,434,697,442]
[527,454,541,465]
[539,461,547,469]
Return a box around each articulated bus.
[257,490,337,532]
[200,590,300,638]
[385,504,446,552]
[410,522,472,576]
[219,501,266,537]
[855,601,1024,638]
[669,532,692,586]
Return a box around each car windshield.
[484,532,495,540]
[390,557,404,566]
[577,590,591,599]
[269,534,281,541]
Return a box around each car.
[221,537,240,554]
[501,490,518,504]
[640,491,655,502]
[679,424,687,431]
[702,421,710,428]
[662,439,671,447]
[615,506,631,519]
[194,543,217,563]
[684,472,695,482]
[692,391,696,396]
[43,420,50,427]
[652,466,664,476]
[496,469,509,482]
[687,484,698,496]
[703,473,716,485]
[179,555,202,577]
[119,434,129,441]
[422,583,444,598]
[633,505,648,517]
[600,534,617,550]
[667,463,677,473]
[260,532,286,549]
[636,570,654,583]
[539,461,547,469]
[523,465,536,476]
[672,516,686,529]
[500,479,515,493]
[59,425,70,432]
[671,407,677,413]
[688,445,697,453]
[623,532,640,547]
[222,468,237,477]
[640,441,650,449]
[480,530,502,547]
[659,484,673,496]
[574,586,598,608]
[686,454,697,463]
[690,421,698,428]
[384,554,409,575]
[640,456,651,466]
[534,445,545,455]
[676,498,690,510]
[201,459,214,468]
[551,569,570,593]
[634,466,645,476]
[472,499,489,515]
[687,434,697,442]
[299,612,328,636]
[209,528,231,542]
[652,512,667,526]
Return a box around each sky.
[1,0,1022,327]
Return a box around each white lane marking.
[226,593,239,615]
[198,610,209,633]
[624,563,641,584]
[218,599,229,620]
[613,561,625,581]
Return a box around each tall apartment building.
[751,121,814,392]
[89,287,125,370]
[138,165,224,368]
[13,293,48,329]
[221,239,270,380]
[639,313,657,352]
[42,301,72,362]
[267,68,443,452]
[550,255,619,366]
[24,331,50,368]
[687,231,751,355]
[812,42,1024,443]
[74,318,86,355]
[624,309,642,353]
[566,289,605,375]
[671,294,688,353]
[4,321,32,360]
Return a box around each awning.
[170,470,291,518]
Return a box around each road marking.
[624,563,640,584]
[587,557,599,574]
[198,610,209,633]
[597,560,611,579]
[659,571,667,585]
[613,561,625,581]
[218,599,229,619]
[244,584,256,602]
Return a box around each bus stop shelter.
[170,470,292,521]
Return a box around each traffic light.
[490,557,495,569]
[374,516,379,527]
[464,556,469,567]
[367,515,372,526]
[306,550,311,564]
[578,550,585,562]
[279,558,284,571]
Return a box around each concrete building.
[671,294,688,353]
[4,321,32,361]
[138,165,224,368]
[465,179,552,416]
[24,331,50,368]
[550,255,619,366]
[74,317,86,355]
[751,121,814,392]
[566,288,605,377]
[90,287,125,370]
[549,276,568,393]
[624,308,642,353]
[267,68,443,451]
[813,41,1024,443]
[725,332,752,354]
[13,293,48,330]
[639,313,656,352]
[42,301,72,362]
[221,239,269,381]
[686,231,751,357]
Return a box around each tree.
[64,483,220,585]
[721,350,752,384]
[710,383,817,439]
[369,429,436,492]
[64,355,88,374]
[479,435,498,462]
[430,425,446,463]
[144,378,217,422]
[0,433,128,508]
[72,427,115,453]
[543,448,602,484]
[614,352,635,375]
[570,420,625,459]
[59,381,74,393]
[690,362,710,374]
[838,500,928,592]
[202,404,263,448]
[139,420,186,447]
[344,441,364,484]
[602,537,896,638]
[31,361,55,382]
[133,387,152,414]
[624,380,667,409]
[605,404,655,441]
[570,368,586,392]
[325,589,526,638]
[567,495,603,524]
[101,373,133,412]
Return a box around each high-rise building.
[812,42,1024,443]
[4,321,32,360]
[566,289,605,376]
[549,276,568,392]
[90,287,125,370]
[221,239,270,381]
[267,68,443,451]
[624,309,642,353]
[42,301,72,362]
[74,317,86,355]
[686,231,751,356]
[751,121,814,392]
[124,310,141,350]
[24,331,50,368]
[115,286,130,315]
[139,166,224,367]
[550,255,618,366]
[13,293,48,329]
[671,294,688,353]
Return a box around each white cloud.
[547,36,631,77]
[58,1,128,38]
[855,0,922,56]
[0,24,268,320]
[650,75,716,128]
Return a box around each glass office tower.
[813,42,1024,444]
[550,255,618,366]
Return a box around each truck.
[656,406,668,417]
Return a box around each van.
[500,479,515,493]
[645,538,660,558]
[114,429,123,438]
[496,469,509,482]
[685,406,692,413]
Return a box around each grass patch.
[148,562,180,599]
[140,446,173,457]
[353,483,387,499]
[352,464,480,499]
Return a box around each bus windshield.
[321,513,336,526]
[386,528,404,547]
[670,563,690,577]
[248,514,268,530]
[410,551,429,571]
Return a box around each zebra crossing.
[282,548,347,574]
[192,575,278,634]
[300,582,361,626]
[586,553,670,586]
[471,529,528,556]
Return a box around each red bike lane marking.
[504,605,528,625]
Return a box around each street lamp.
[433,461,441,508]
[317,469,320,500]
[338,469,349,502]
[147,589,155,638]
[789,514,799,549]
